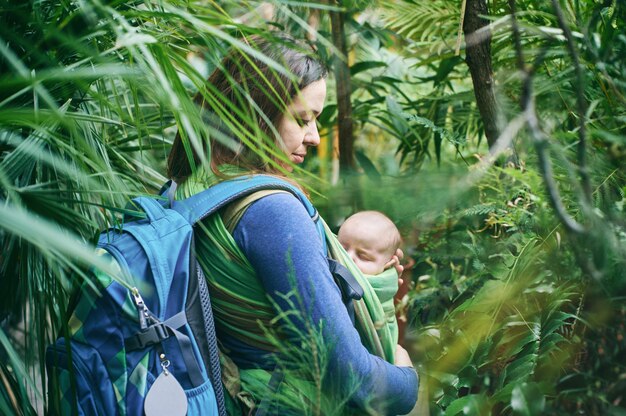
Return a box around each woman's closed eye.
[297,117,313,127]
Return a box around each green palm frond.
[380,0,460,46]
[1,1,339,412]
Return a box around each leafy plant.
[1,0,625,414]
[0,1,340,413]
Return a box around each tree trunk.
[329,3,355,171]
[463,0,502,149]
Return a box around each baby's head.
[338,211,401,276]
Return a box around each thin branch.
[525,105,586,234]
[455,0,468,56]
[509,0,586,235]
[550,0,593,204]
[461,112,527,189]
[508,0,525,75]
[528,45,550,79]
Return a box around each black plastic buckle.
[126,322,171,350]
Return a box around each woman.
[167,34,418,415]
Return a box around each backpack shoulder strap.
[221,189,291,232]
[171,174,316,226]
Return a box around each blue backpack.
[45,175,322,416]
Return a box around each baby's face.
[338,227,393,276]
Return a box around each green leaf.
[607,405,626,416]
[511,382,545,416]
[539,332,567,352]
[500,322,540,359]
[385,95,408,135]
[350,60,387,75]
[454,280,507,313]
[463,204,497,216]
[445,393,489,416]
[491,382,516,404]
[458,365,478,389]
[504,353,538,384]
[542,311,577,336]
[355,150,381,182]
[317,103,337,125]
[430,371,460,388]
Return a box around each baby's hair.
[341,210,401,256]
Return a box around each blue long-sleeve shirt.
[227,192,418,414]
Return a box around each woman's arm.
[232,193,418,414]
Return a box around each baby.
[338,210,402,276]
[338,211,401,344]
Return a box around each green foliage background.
[0,0,624,415]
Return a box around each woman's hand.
[384,248,405,287]
[394,344,413,367]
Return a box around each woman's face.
[276,79,327,171]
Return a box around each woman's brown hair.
[167,34,327,183]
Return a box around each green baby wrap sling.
[177,171,399,413]
[363,267,399,348]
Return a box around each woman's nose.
[304,122,320,146]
